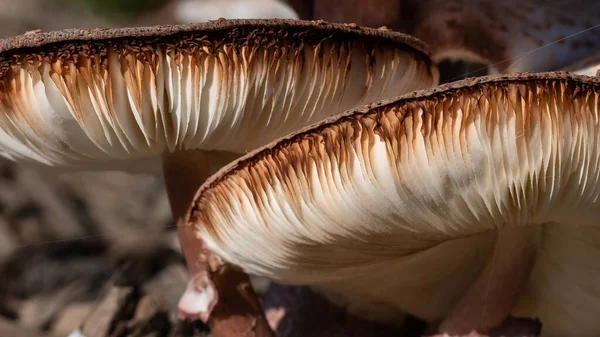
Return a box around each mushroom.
[190,72,600,337]
[405,0,600,74]
[289,0,600,75]
[0,19,438,336]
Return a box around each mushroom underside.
[0,20,437,171]
[192,74,600,337]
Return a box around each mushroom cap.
[191,72,600,336]
[399,0,600,74]
[0,19,437,173]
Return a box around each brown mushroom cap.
[0,19,437,172]
[305,0,600,75]
[409,0,600,73]
[191,72,600,337]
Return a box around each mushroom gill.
[0,19,437,171]
[192,72,600,337]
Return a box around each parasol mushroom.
[190,72,600,337]
[0,19,438,336]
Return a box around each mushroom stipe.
[0,19,439,337]
[191,72,600,337]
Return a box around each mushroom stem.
[162,149,275,337]
[438,226,540,335]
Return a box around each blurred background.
[0,1,597,337]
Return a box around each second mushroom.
[190,72,600,337]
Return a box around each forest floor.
[0,157,215,337]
